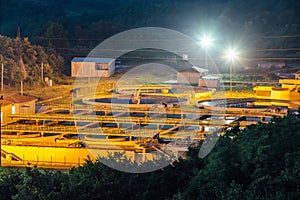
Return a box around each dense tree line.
[1,0,299,65]
[0,35,65,87]
[0,114,299,199]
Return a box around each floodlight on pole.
[201,36,213,70]
[201,36,213,48]
[225,48,238,97]
[225,49,238,61]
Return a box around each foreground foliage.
[175,114,300,200]
[0,115,300,199]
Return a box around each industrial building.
[177,66,208,84]
[1,94,36,124]
[71,57,115,78]
[198,75,221,88]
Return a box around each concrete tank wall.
[270,88,290,100]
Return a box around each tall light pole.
[225,49,238,97]
[201,36,212,70]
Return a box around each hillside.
[0,0,299,60]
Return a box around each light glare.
[201,36,213,48]
[225,49,238,61]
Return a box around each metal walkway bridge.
[2,104,286,141]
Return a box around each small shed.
[71,57,115,78]
[1,94,37,124]
[177,66,208,84]
[295,71,300,80]
[199,75,221,88]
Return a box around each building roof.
[179,66,208,73]
[201,75,221,80]
[71,57,115,63]
[1,100,12,106]
[294,70,300,74]
[4,94,37,104]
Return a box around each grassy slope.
[24,85,73,103]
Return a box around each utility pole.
[41,62,44,82]
[20,81,23,95]
[230,61,232,97]
[0,95,3,166]
[1,63,3,92]
[16,27,27,95]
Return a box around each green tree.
[0,35,63,87]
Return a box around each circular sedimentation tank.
[83,94,189,108]
[196,98,290,112]
[196,98,257,108]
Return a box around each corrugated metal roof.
[4,94,37,104]
[179,68,200,73]
[202,75,221,80]
[179,66,208,73]
[1,100,12,106]
[192,66,209,73]
[71,57,115,63]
